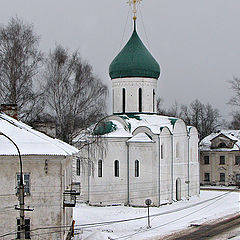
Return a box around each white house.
[0,112,78,240]
[199,130,240,186]
[73,16,200,207]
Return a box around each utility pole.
[0,132,26,239]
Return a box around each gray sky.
[1,0,240,120]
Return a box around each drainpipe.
[187,135,190,198]
[126,142,130,206]
[171,134,174,202]
[158,135,161,207]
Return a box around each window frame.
[220,173,225,182]
[219,156,225,165]
[161,144,164,159]
[204,155,210,165]
[76,158,81,176]
[17,218,30,239]
[235,156,240,165]
[204,172,210,182]
[139,88,142,112]
[16,173,30,195]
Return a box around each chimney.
[1,104,18,120]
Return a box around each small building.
[0,113,78,239]
[199,130,240,186]
[73,15,200,207]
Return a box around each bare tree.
[0,17,43,122]
[43,45,108,144]
[229,112,240,130]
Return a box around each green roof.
[109,21,160,80]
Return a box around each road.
[157,213,240,240]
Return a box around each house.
[0,112,78,239]
[199,130,240,186]
[73,14,200,207]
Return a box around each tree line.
[1,17,240,143]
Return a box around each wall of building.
[0,155,73,240]
[112,77,157,114]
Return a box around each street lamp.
[0,132,25,240]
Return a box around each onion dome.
[109,21,160,80]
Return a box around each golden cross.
[127,0,142,20]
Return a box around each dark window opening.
[98,160,103,177]
[17,218,30,239]
[135,160,139,177]
[17,173,30,194]
[161,144,164,159]
[220,173,225,182]
[114,160,119,177]
[204,173,210,182]
[220,156,225,165]
[139,88,142,112]
[204,156,209,165]
[76,159,81,176]
[235,156,240,165]
[153,89,155,112]
[218,142,227,148]
[122,88,126,113]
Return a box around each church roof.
[109,21,160,80]
[0,113,78,156]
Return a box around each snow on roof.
[200,130,240,152]
[0,113,78,156]
[104,114,177,138]
[127,132,154,143]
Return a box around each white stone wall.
[0,155,73,240]
[112,77,157,114]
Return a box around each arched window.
[122,88,126,113]
[153,89,155,112]
[218,142,227,148]
[135,160,139,177]
[76,158,80,176]
[139,88,142,112]
[98,160,102,177]
[114,160,119,177]
[161,144,164,159]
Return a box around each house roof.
[199,130,240,152]
[0,113,79,156]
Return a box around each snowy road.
[73,190,240,240]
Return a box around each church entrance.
[176,178,181,201]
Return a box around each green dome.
[109,21,160,80]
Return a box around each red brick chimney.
[1,104,18,120]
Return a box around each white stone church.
[74,16,199,207]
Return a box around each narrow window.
[220,156,225,165]
[17,218,30,239]
[220,173,225,182]
[235,156,240,165]
[17,173,30,194]
[139,88,142,112]
[204,156,209,165]
[135,160,139,177]
[161,144,164,159]
[204,173,210,182]
[98,160,103,177]
[153,89,155,112]
[122,88,126,113]
[76,158,81,176]
[114,160,119,177]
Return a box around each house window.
[220,156,225,165]
[220,173,225,182]
[114,160,119,177]
[161,144,164,159]
[235,156,240,165]
[135,160,139,177]
[153,89,155,112]
[218,142,227,148]
[204,156,209,164]
[139,88,142,112]
[17,218,30,239]
[204,173,210,182]
[76,158,81,176]
[16,173,30,194]
[122,88,126,113]
[98,160,103,177]
[236,174,240,183]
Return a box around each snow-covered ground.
[73,190,240,240]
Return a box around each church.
[74,1,200,207]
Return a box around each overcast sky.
[1,0,240,119]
